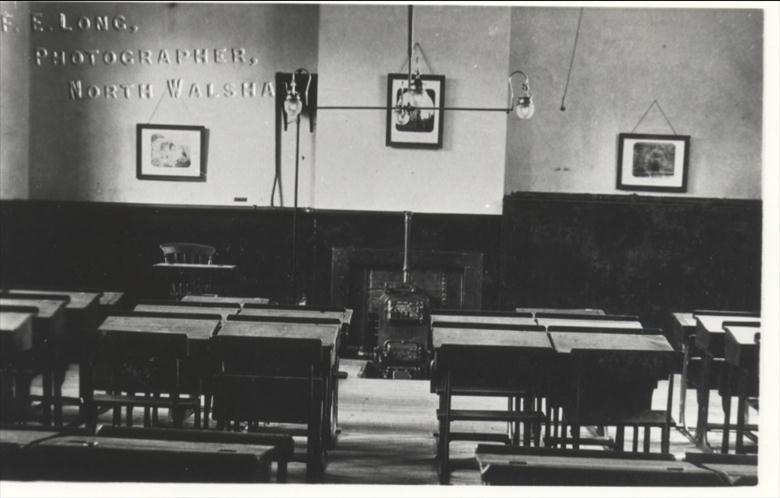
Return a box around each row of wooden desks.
[430,310,676,483]
[94,303,348,481]
[131,302,348,441]
[0,288,126,426]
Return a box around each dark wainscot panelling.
[500,192,762,327]
[0,201,502,310]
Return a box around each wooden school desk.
[0,311,33,354]
[536,313,644,330]
[239,304,352,325]
[214,320,339,481]
[1,312,34,422]
[516,307,606,317]
[722,324,760,454]
[0,297,67,425]
[181,294,271,306]
[430,312,537,327]
[693,312,760,449]
[431,326,554,483]
[96,314,221,428]
[219,319,341,446]
[134,302,240,320]
[547,331,677,452]
[238,304,353,356]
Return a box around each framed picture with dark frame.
[617,133,690,192]
[136,124,206,181]
[386,73,445,149]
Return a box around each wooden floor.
[27,359,755,486]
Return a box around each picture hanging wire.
[630,99,679,135]
[397,43,435,76]
[144,91,195,124]
[559,7,584,112]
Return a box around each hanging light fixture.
[508,70,534,120]
[283,68,312,122]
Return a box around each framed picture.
[386,73,445,149]
[617,133,690,192]
[136,124,206,181]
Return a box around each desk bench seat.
[25,434,275,483]
[96,425,293,482]
[438,409,545,423]
[475,445,723,486]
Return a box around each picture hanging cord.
[397,42,435,75]
[145,92,195,124]
[630,99,679,135]
[559,7,583,112]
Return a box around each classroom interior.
[0,1,778,494]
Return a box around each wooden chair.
[159,243,217,298]
[96,425,294,483]
[557,348,680,454]
[211,335,325,482]
[160,243,216,264]
[89,330,201,430]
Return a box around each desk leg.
[41,367,53,426]
[695,353,711,449]
[735,369,747,454]
[78,358,94,426]
[721,365,732,454]
[679,344,691,433]
[438,372,452,484]
[306,379,324,483]
[333,361,340,436]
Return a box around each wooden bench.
[684,451,758,486]
[475,444,723,486]
[26,434,275,482]
[96,425,293,482]
[0,425,92,480]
